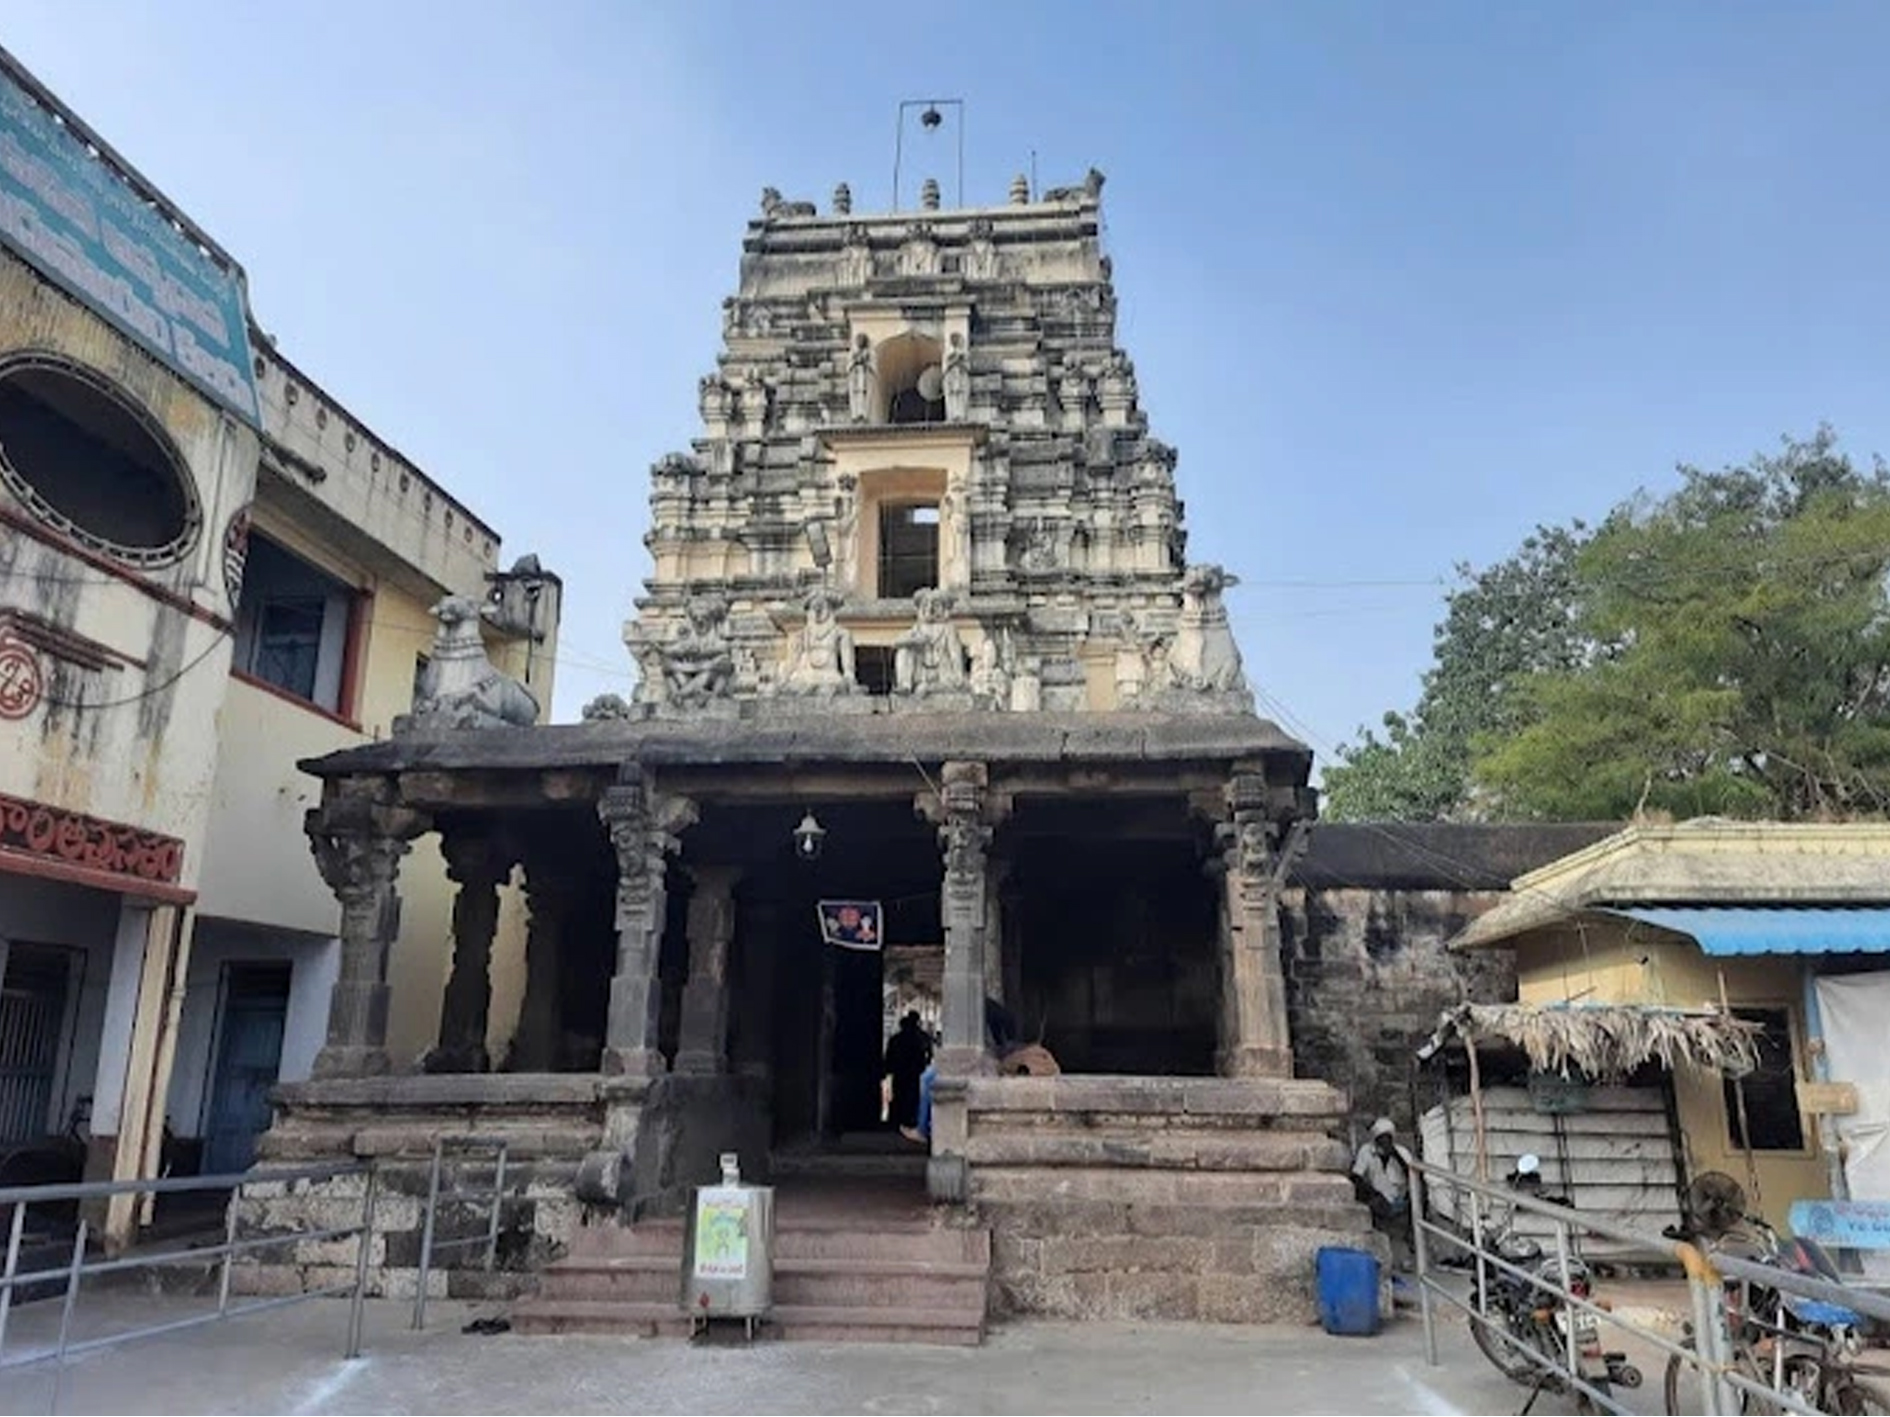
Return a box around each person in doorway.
[1352,1116,1413,1268]
[903,997,1020,1145]
[883,1011,932,1133]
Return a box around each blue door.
[202,965,290,1175]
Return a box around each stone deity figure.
[847,336,877,423]
[894,588,969,695]
[939,490,970,588]
[970,631,1012,709]
[942,333,971,422]
[779,586,857,695]
[660,595,735,708]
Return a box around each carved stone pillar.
[1213,768,1296,1079]
[918,761,1008,1076]
[305,791,428,1079]
[510,854,584,1072]
[983,858,1011,1006]
[424,830,517,1074]
[731,898,778,1084]
[597,767,697,1078]
[675,865,740,1075]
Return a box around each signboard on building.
[0,65,259,426]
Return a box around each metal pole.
[1554,1215,1578,1383]
[892,105,905,211]
[1409,1167,1438,1367]
[413,1139,442,1331]
[485,1145,507,1272]
[346,1166,377,1360]
[0,1200,25,1360]
[50,1217,87,1413]
[217,1187,239,1316]
[1469,1187,1488,1341]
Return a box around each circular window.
[0,355,201,567]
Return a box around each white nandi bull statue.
[402,595,540,733]
[1168,564,1254,706]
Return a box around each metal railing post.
[49,1217,87,1413]
[346,1166,377,1360]
[1409,1166,1438,1367]
[1553,1215,1579,1381]
[0,1199,25,1361]
[413,1137,443,1332]
[217,1186,240,1316]
[1688,1271,1721,1417]
[485,1143,507,1272]
[1469,1186,1488,1336]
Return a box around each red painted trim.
[0,846,196,905]
[230,668,363,733]
[337,589,371,724]
[0,504,232,633]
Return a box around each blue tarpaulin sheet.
[1611,906,1890,956]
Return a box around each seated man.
[904,996,1029,1144]
[1352,1116,1413,1268]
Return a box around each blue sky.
[10,2,1890,765]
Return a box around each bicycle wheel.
[1468,1304,1542,1386]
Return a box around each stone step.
[768,1152,928,1180]
[774,1257,989,1310]
[962,1129,1349,1171]
[768,1303,984,1346]
[537,1255,677,1304]
[970,1166,1356,1207]
[510,1297,985,1346]
[510,1298,692,1339]
[560,1221,988,1266]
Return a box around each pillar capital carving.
[304,802,428,906]
[440,826,519,888]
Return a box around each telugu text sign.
[0,69,259,426]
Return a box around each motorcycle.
[1662,1173,1881,1415]
[1466,1153,1642,1412]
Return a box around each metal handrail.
[1405,1155,1885,1417]
[412,1136,510,1332]
[0,1160,376,1412]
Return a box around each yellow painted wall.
[208,499,535,1071]
[1516,923,1826,1232]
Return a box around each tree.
[1322,524,1591,820]
[1476,430,1890,820]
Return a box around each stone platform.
[933,1074,1382,1325]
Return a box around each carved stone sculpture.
[841,225,874,287]
[582,693,635,721]
[660,595,735,708]
[970,631,1012,710]
[965,218,999,282]
[847,336,877,423]
[402,595,539,732]
[1171,564,1249,696]
[894,588,968,695]
[942,333,971,422]
[779,586,857,695]
[760,186,816,219]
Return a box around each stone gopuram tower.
[611,169,1254,721]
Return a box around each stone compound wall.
[1280,883,1509,1139]
[233,1077,607,1302]
[938,1075,1384,1325]
[1280,824,1615,1141]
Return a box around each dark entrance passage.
[203,963,292,1174]
[692,799,942,1150]
[1009,799,1219,1076]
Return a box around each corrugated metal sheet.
[1420,1085,1683,1257]
[1612,906,1890,956]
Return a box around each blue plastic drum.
[1315,1246,1382,1336]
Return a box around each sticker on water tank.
[694,1188,750,1279]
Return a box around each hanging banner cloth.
[817,900,883,951]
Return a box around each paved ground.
[0,1291,1670,1417]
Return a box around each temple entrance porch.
[245,714,1367,1327]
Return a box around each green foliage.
[1477,430,1890,820]
[1326,427,1890,822]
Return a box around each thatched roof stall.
[1443,1001,1763,1082]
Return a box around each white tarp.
[1812,971,1890,1276]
